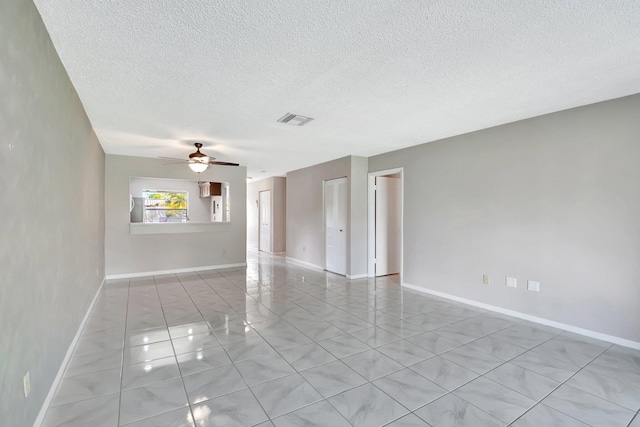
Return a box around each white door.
[375,176,401,276]
[324,177,347,275]
[259,190,271,252]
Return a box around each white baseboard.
[402,282,640,350]
[285,256,325,271]
[272,252,286,255]
[105,263,247,280]
[284,257,364,278]
[33,277,106,427]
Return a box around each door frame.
[258,190,272,253]
[368,168,404,280]
[323,176,348,275]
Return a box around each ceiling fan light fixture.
[187,142,209,172]
[188,162,208,173]
[161,142,239,171]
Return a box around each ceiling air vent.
[277,113,314,126]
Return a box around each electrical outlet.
[527,280,540,292]
[482,274,490,285]
[23,372,30,398]
[96,268,100,277]
[505,277,517,288]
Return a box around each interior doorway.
[324,177,348,275]
[368,168,403,279]
[259,190,271,252]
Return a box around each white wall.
[286,156,367,276]
[130,177,211,223]
[1,0,105,424]
[105,155,246,276]
[247,177,286,253]
[369,94,640,343]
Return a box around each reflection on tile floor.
[43,252,640,426]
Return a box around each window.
[142,190,188,223]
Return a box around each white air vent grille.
[277,113,314,126]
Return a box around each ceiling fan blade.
[209,161,240,166]
[158,156,187,161]
[163,162,189,165]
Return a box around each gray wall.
[0,0,106,424]
[130,177,211,223]
[287,157,350,268]
[286,156,368,276]
[349,156,369,277]
[105,155,246,276]
[369,94,640,342]
[247,177,287,253]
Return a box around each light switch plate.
[483,274,490,285]
[527,280,540,292]
[505,277,517,288]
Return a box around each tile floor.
[42,253,640,426]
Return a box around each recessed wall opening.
[129,177,231,224]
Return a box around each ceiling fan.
[161,143,239,173]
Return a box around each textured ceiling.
[34,0,640,178]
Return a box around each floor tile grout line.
[211,298,288,424]
[200,265,376,425]
[45,291,129,408]
[257,288,599,424]
[403,364,503,423]
[158,273,202,426]
[279,267,622,426]
[242,270,357,425]
[259,265,448,424]
[396,320,572,424]
[224,285,334,422]
[505,341,615,426]
[427,318,581,390]
[119,277,190,423]
[71,255,638,427]
[219,289,308,423]
[115,278,132,427]
[570,346,640,392]
[178,271,275,424]
[200,262,527,423]
[409,390,504,426]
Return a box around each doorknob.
[339,229,343,232]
